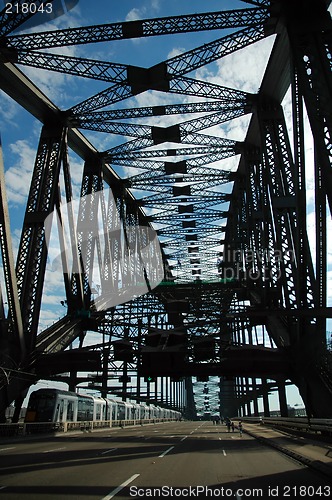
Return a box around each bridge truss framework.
[0,0,332,420]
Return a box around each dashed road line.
[158,446,175,458]
[180,436,187,442]
[0,447,15,452]
[43,447,66,453]
[222,449,227,456]
[100,448,117,455]
[101,474,140,500]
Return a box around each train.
[24,388,182,424]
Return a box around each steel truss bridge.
[0,0,332,422]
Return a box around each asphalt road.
[0,421,331,499]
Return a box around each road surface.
[0,421,331,499]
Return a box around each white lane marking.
[0,447,15,452]
[222,449,227,456]
[158,446,175,458]
[101,474,140,500]
[0,486,7,491]
[180,436,187,442]
[43,447,66,453]
[101,448,117,455]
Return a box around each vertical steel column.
[261,378,270,417]
[246,400,252,416]
[257,99,314,312]
[287,1,332,213]
[252,379,259,416]
[105,189,122,297]
[155,377,158,401]
[16,125,67,351]
[136,319,142,402]
[160,376,164,404]
[76,158,104,310]
[278,380,288,417]
[59,144,85,313]
[0,137,24,359]
[171,380,174,408]
[165,376,169,406]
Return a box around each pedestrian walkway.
[241,422,332,478]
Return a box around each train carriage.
[25,388,182,425]
[25,389,94,423]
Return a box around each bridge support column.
[253,398,259,417]
[262,379,270,417]
[246,402,252,417]
[165,377,168,405]
[185,378,195,420]
[68,371,77,392]
[278,380,288,417]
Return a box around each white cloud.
[4,140,35,205]
[125,0,161,21]
[126,8,142,22]
[167,47,186,59]
[0,92,21,124]
[196,35,276,93]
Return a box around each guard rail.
[240,416,332,436]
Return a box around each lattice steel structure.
[0,0,332,421]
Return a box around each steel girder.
[4,7,268,49]
[0,0,331,419]
[74,100,248,123]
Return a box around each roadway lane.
[0,421,331,499]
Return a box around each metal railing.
[240,416,332,435]
[0,417,177,438]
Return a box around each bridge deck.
[0,420,331,499]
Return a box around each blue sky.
[1,0,331,410]
[1,0,275,330]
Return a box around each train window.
[27,395,56,422]
[58,400,64,422]
[67,401,74,421]
[117,403,125,420]
[77,396,94,421]
[96,404,101,420]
